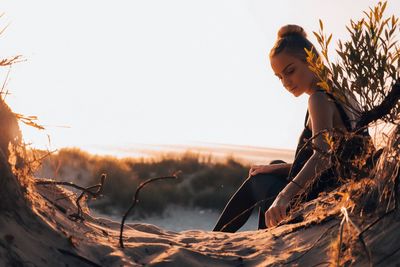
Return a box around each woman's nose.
[282,78,291,88]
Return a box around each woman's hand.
[265,192,291,227]
[248,165,273,176]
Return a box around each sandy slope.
[1,176,399,267]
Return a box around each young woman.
[213,24,366,232]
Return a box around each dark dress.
[213,92,374,232]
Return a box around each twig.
[36,174,107,221]
[0,21,10,37]
[356,80,400,128]
[335,207,374,267]
[0,55,22,67]
[0,66,11,101]
[69,180,107,221]
[27,149,57,166]
[119,174,178,248]
[336,208,348,267]
[14,113,45,130]
[349,220,372,267]
[340,207,373,267]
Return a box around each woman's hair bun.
[277,24,307,39]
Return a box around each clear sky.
[0,0,398,155]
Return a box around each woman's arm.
[270,163,292,176]
[282,150,330,198]
[265,92,335,227]
[284,92,334,196]
[249,163,292,177]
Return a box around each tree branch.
[35,174,107,221]
[119,174,178,248]
[356,80,400,129]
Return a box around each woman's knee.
[269,159,287,165]
[246,173,287,199]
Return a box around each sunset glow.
[1,0,398,156]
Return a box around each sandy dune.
[1,97,398,265]
[1,175,398,267]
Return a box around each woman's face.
[270,52,316,97]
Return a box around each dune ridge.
[1,173,398,266]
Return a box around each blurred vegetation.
[33,148,250,218]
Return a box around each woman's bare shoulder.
[308,91,332,104]
[308,91,336,112]
[307,91,335,130]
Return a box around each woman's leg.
[258,159,288,229]
[269,159,287,165]
[213,173,288,232]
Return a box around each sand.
[1,176,399,267]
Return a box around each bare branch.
[356,80,400,129]
[36,174,107,221]
[119,174,178,248]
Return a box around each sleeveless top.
[286,91,372,198]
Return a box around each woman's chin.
[291,91,301,97]
[291,88,307,97]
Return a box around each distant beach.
[79,142,295,164]
[91,205,259,232]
